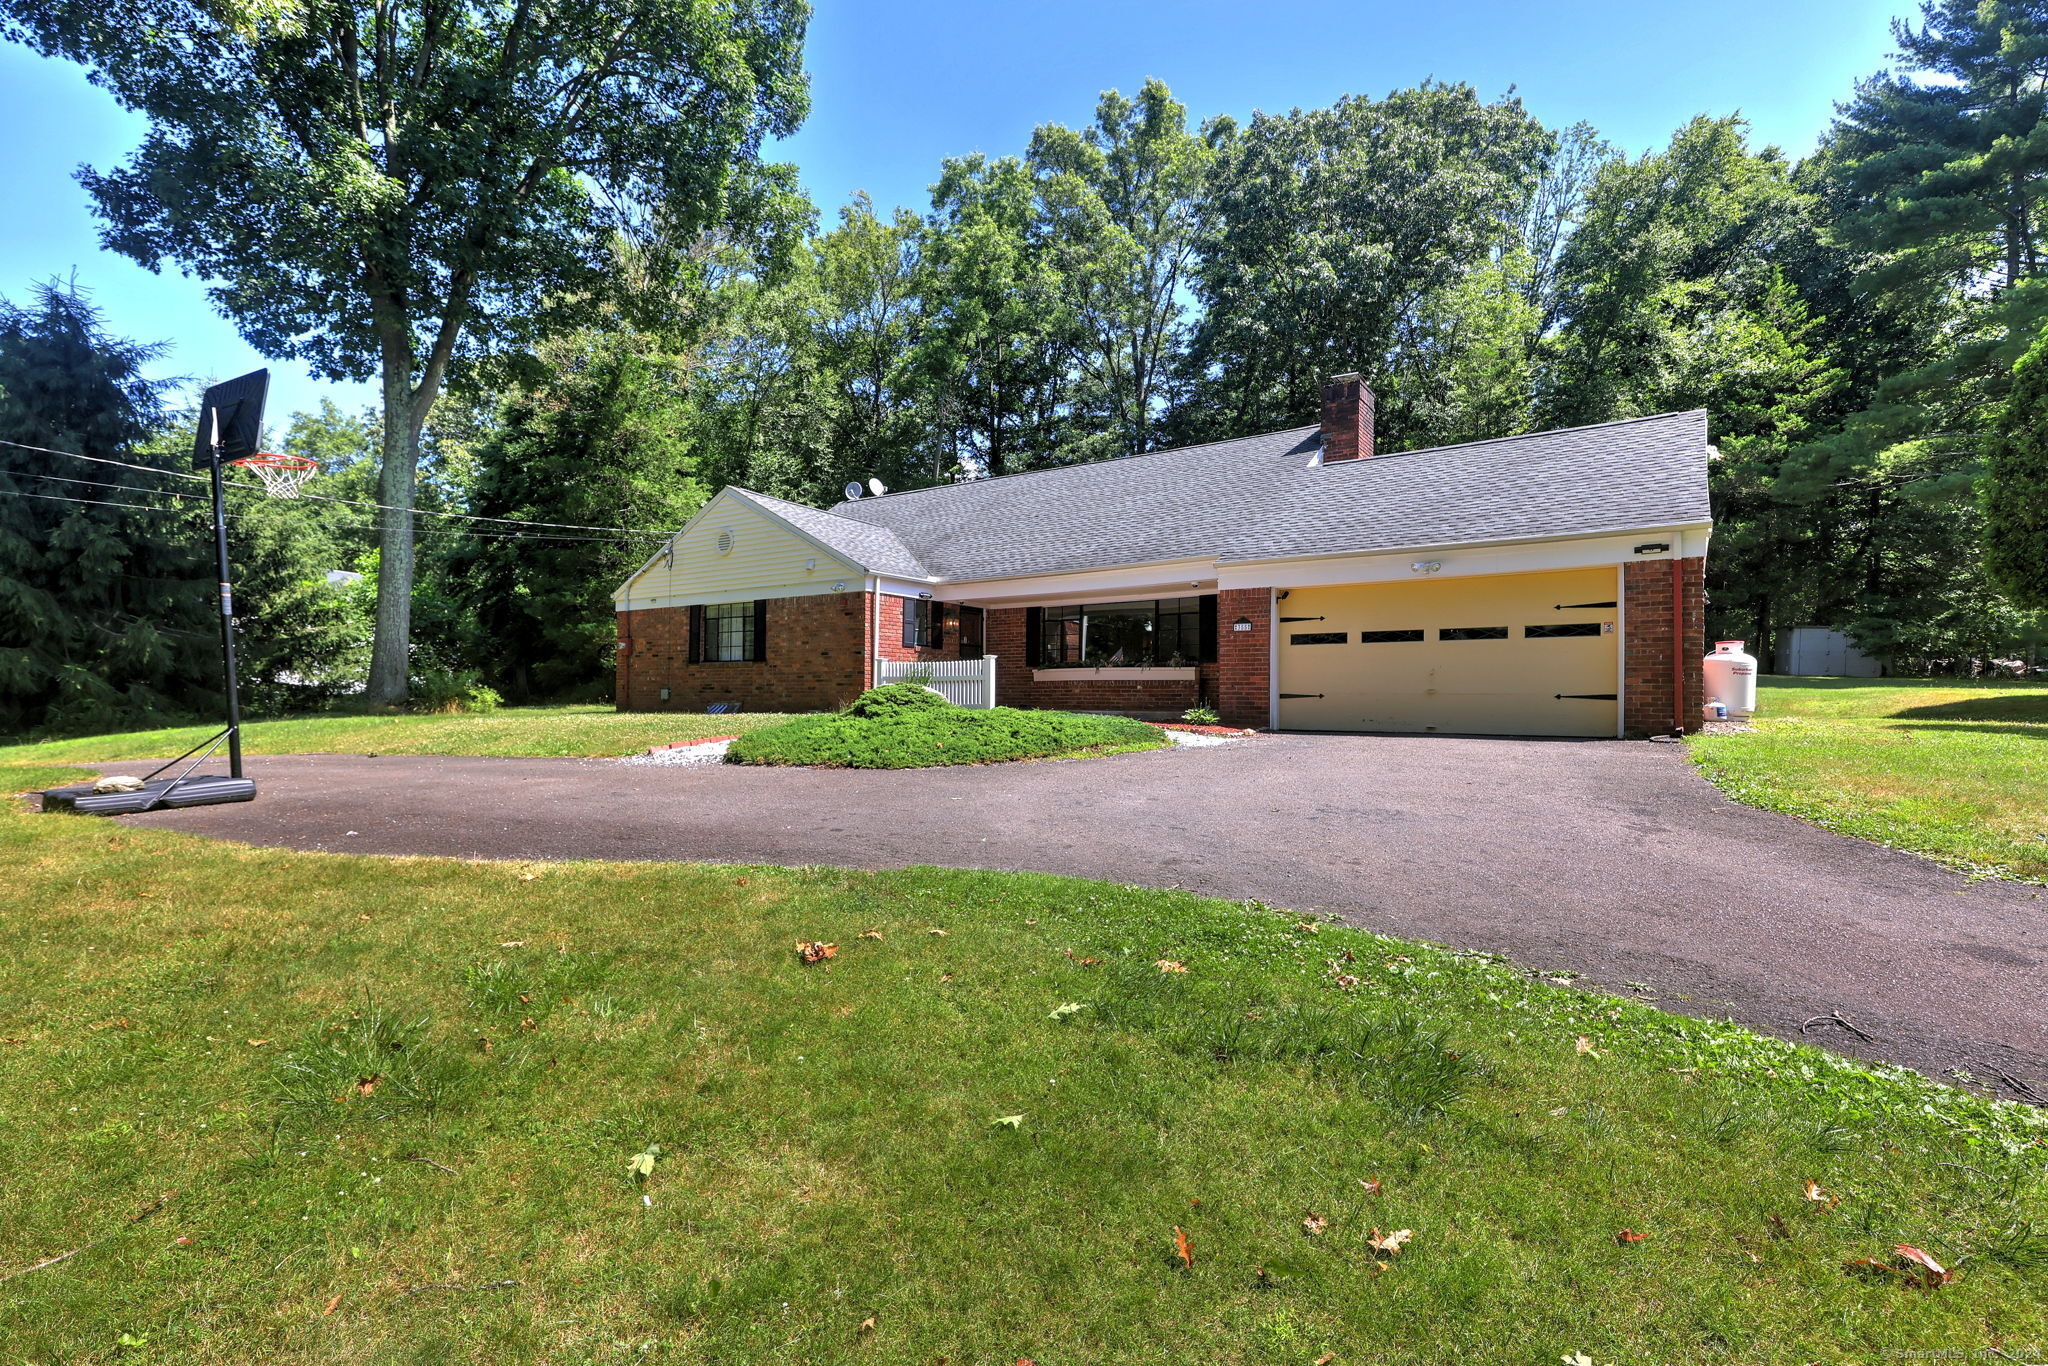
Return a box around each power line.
[0,485,664,544]
[0,437,676,537]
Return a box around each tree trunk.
[365,363,425,707]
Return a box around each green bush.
[845,681,954,719]
[727,700,1166,768]
[1180,704,1222,726]
[410,667,503,715]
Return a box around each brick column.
[1623,558,1706,736]
[1215,587,1271,729]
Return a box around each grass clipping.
[726,683,1167,769]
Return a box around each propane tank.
[1702,640,1758,718]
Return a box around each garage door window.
[1525,622,1603,638]
[1439,626,1508,641]
[1358,629,1425,643]
[1289,631,1347,645]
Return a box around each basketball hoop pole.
[206,434,244,779]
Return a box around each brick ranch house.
[614,375,1712,737]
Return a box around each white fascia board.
[937,558,1219,608]
[1217,524,1712,590]
[615,579,866,611]
[872,577,939,599]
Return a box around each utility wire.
[0,486,662,544]
[0,437,675,537]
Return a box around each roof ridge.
[832,424,1322,508]
[1320,410,1707,468]
[834,409,1706,509]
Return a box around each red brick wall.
[615,592,868,714]
[1215,588,1272,729]
[1623,557,1707,736]
[874,595,971,667]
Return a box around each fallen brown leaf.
[1893,1243,1954,1288]
[859,928,884,940]
[1155,959,1187,974]
[1172,1225,1194,1269]
[322,1293,342,1315]
[857,1315,876,1334]
[1301,1212,1326,1236]
[1358,1178,1382,1196]
[245,1039,270,1047]
[1314,1355,1336,1365]
[926,928,948,937]
[1615,1228,1646,1245]
[796,941,838,963]
[1802,1179,1839,1208]
[353,1074,381,1098]
[1575,1035,1601,1057]
[1365,1228,1412,1255]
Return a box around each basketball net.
[228,452,318,499]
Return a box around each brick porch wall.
[1214,588,1272,729]
[1623,557,1707,736]
[615,592,868,713]
[874,595,972,669]
[983,605,1220,719]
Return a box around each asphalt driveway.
[116,733,2047,1095]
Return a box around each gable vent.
[716,529,734,554]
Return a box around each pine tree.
[1984,326,2048,611]
[0,282,212,735]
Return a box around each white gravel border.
[619,738,734,766]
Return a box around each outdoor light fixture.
[832,580,848,591]
[1411,560,1442,574]
[918,590,934,600]
[1633,542,1671,555]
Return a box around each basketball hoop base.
[41,775,257,815]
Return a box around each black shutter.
[932,603,945,650]
[751,598,768,662]
[687,604,705,664]
[1199,594,1218,663]
[1025,606,1043,665]
[901,599,917,648]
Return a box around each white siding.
[616,492,861,609]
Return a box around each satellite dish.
[868,478,887,496]
[844,481,864,500]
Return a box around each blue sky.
[0,0,1904,426]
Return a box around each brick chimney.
[1319,372,1375,463]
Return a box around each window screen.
[1439,626,1509,641]
[1289,631,1347,645]
[1358,629,1425,643]
[704,601,755,661]
[1525,622,1604,638]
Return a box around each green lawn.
[0,706,793,765]
[1690,676,2048,882]
[2,761,2043,1363]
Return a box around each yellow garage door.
[1277,567,1620,737]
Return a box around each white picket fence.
[876,656,998,709]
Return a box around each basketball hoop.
[227,452,318,499]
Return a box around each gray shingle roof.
[747,411,1711,582]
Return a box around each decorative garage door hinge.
[1278,692,1325,699]
[1554,601,1618,610]
[1554,693,1618,701]
[1279,616,1326,622]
